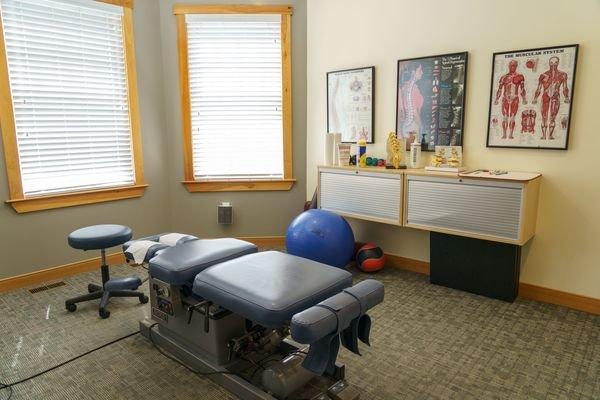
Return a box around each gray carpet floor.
[0,262,598,400]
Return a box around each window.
[0,0,144,213]
[174,5,294,192]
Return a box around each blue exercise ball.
[286,209,355,268]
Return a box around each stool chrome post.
[100,248,110,286]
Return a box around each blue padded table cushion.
[192,251,353,328]
[290,279,384,344]
[68,224,132,250]
[149,238,258,286]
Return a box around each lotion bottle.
[409,140,422,168]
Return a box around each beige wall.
[0,0,170,279]
[306,0,600,298]
[0,0,307,280]
[157,0,307,238]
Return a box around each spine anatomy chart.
[396,52,468,151]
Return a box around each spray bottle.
[358,139,367,168]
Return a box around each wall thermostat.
[218,202,233,224]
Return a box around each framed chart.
[487,44,578,150]
[396,52,468,151]
[327,66,374,143]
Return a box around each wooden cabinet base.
[430,232,521,302]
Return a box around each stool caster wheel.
[99,308,110,319]
[139,295,149,304]
[66,303,77,312]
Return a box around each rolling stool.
[65,224,149,319]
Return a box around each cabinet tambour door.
[320,170,401,223]
[406,176,523,240]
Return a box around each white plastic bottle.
[409,141,421,168]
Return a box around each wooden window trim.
[182,180,295,193]
[0,4,146,213]
[175,5,295,193]
[6,184,148,213]
[173,4,293,15]
[96,0,134,8]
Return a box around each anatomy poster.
[396,52,468,151]
[487,45,578,150]
[327,66,374,143]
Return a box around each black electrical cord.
[0,321,306,400]
[0,381,12,400]
[0,320,248,400]
[0,330,140,400]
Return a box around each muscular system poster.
[327,66,374,143]
[487,45,578,149]
[396,52,468,151]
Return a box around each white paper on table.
[126,240,159,264]
[459,170,541,181]
[159,233,189,247]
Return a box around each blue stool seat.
[68,224,133,250]
[104,276,142,291]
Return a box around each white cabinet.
[319,168,402,225]
[317,166,540,245]
[405,175,531,243]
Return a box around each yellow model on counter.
[431,147,446,167]
[447,148,461,168]
[386,132,405,169]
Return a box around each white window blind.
[0,0,135,196]
[186,14,284,180]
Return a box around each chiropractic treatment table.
[123,233,384,400]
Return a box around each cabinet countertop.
[318,165,542,182]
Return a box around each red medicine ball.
[356,243,385,272]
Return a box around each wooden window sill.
[6,184,148,213]
[182,179,296,192]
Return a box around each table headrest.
[149,238,258,286]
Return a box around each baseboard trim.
[1,237,597,315]
[518,282,600,315]
[385,253,599,315]
[0,253,125,293]
[0,236,287,293]
[385,253,430,275]
[238,236,286,248]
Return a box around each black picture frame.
[486,44,579,150]
[395,52,468,151]
[327,66,375,143]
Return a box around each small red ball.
[356,243,385,272]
